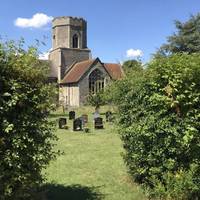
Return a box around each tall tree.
[122,59,143,73]
[157,13,200,56]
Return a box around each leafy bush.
[146,164,200,199]
[117,53,200,199]
[103,60,144,106]
[0,40,57,199]
[86,91,105,110]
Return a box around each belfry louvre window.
[89,69,105,94]
[72,34,78,48]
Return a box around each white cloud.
[14,13,53,28]
[39,49,52,60]
[126,49,143,58]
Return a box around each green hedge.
[0,41,57,199]
[118,54,200,199]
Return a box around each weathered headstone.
[69,111,75,120]
[58,118,67,129]
[94,117,104,129]
[73,117,82,131]
[105,111,112,122]
[93,111,100,120]
[82,114,88,124]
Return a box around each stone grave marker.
[93,110,100,120]
[105,111,112,122]
[69,111,75,120]
[94,117,104,129]
[82,114,88,124]
[73,117,82,131]
[58,118,67,129]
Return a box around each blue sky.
[0,0,200,63]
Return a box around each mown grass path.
[44,107,147,200]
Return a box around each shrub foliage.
[0,41,57,199]
[87,91,105,110]
[117,53,200,199]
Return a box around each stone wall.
[52,16,87,49]
[51,16,91,80]
[79,61,111,105]
[49,45,91,81]
[49,48,61,79]
[52,25,70,49]
[61,48,91,78]
[59,61,111,107]
[61,83,80,107]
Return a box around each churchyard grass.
[43,106,147,200]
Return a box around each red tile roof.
[61,59,95,84]
[61,58,123,84]
[104,63,124,80]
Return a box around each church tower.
[49,16,91,82]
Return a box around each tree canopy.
[156,13,200,56]
[122,59,143,73]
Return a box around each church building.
[49,16,123,107]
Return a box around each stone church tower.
[48,16,123,107]
[49,16,91,82]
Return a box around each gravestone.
[58,118,67,129]
[73,117,82,131]
[94,117,104,129]
[82,114,88,124]
[69,111,75,120]
[93,111,100,120]
[105,111,112,122]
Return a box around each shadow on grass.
[42,184,104,200]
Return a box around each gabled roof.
[104,63,124,80]
[61,58,123,84]
[61,59,96,84]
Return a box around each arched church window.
[89,69,105,94]
[72,34,79,48]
